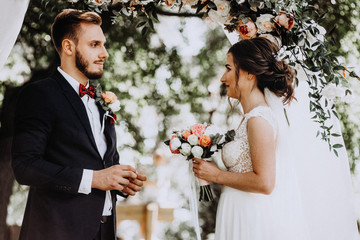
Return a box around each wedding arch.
[85,0,360,153]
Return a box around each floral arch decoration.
[83,0,359,153]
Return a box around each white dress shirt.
[57,67,113,216]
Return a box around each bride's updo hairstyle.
[228,37,295,104]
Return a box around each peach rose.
[275,11,294,30]
[199,135,211,147]
[237,18,257,39]
[182,130,192,141]
[101,91,117,103]
[191,124,207,138]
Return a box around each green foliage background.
[0,0,359,239]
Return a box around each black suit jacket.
[12,71,121,240]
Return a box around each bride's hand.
[192,158,221,183]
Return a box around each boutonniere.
[92,81,121,125]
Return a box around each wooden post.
[145,203,158,240]
[116,203,174,240]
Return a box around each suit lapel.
[102,115,114,162]
[52,71,101,158]
[96,95,116,164]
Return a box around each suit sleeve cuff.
[78,169,93,194]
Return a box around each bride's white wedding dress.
[216,105,309,240]
[215,87,359,240]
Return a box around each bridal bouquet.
[165,123,235,201]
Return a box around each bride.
[192,37,359,240]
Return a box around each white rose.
[191,146,204,158]
[214,0,230,17]
[207,7,230,24]
[187,134,199,146]
[108,100,121,112]
[208,10,226,24]
[180,143,192,156]
[170,137,181,151]
[255,14,275,34]
[259,34,282,48]
[322,83,345,100]
[207,0,231,24]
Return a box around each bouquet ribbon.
[189,161,202,240]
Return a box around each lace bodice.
[221,106,278,173]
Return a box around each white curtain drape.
[0,0,29,71]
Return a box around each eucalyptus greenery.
[85,0,360,155]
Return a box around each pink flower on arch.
[275,11,294,31]
[237,18,257,39]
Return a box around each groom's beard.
[75,49,104,79]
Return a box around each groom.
[11,9,146,240]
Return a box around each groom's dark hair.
[51,9,102,53]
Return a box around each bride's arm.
[193,117,276,195]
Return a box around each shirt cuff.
[78,169,93,194]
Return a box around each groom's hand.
[92,165,138,192]
[121,172,147,196]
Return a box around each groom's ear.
[61,39,75,56]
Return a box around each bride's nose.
[220,75,226,83]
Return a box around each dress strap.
[244,106,278,139]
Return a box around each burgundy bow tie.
[79,84,95,98]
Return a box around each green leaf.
[349,71,360,78]
[102,3,109,11]
[207,1,217,10]
[332,144,343,149]
[148,18,154,30]
[141,26,149,36]
[196,2,207,14]
[112,10,120,16]
[121,7,131,16]
[152,10,159,22]
[333,65,345,71]
[265,1,272,8]
[310,66,321,72]
[225,129,235,142]
[136,21,147,28]
[332,110,338,119]
[331,133,341,137]
[283,108,290,126]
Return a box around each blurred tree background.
[0,0,359,239]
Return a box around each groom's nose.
[100,46,109,59]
